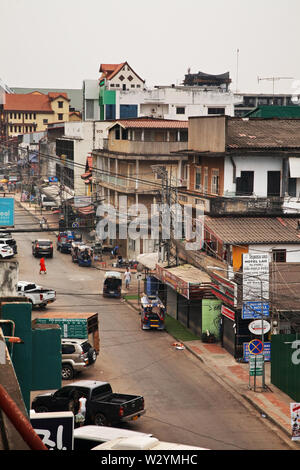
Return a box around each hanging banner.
[290,403,300,441]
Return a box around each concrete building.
[0,92,71,138]
[180,115,300,215]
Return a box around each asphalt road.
[14,206,291,450]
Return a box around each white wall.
[224,156,283,197]
[249,244,300,263]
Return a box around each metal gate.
[271,334,300,401]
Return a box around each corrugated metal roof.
[245,106,300,119]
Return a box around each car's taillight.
[36,244,39,248]
[40,294,43,301]
[119,406,124,417]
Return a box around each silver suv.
[61,339,97,380]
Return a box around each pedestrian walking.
[39,257,47,274]
[124,267,131,289]
[75,395,87,427]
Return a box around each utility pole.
[151,165,179,268]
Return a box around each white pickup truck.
[17,281,56,308]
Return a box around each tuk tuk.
[103,271,122,298]
[77,245,93,267]
[57,231,73,253]
[71,241,85,263]
[140,294,166,330]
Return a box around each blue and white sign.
[243,341,271,362]
[242,301,270,319]
[0,198,14,226]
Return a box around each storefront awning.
[137,252,159,270]
[289,157,300,178]
[155,263,212,299]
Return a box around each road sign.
[72,222,79,229]
[248,319,271,335]
[249,354,264,376]
[248,339,264,355]
[0,198,14,226]
[242,301,270,319]
[243,342,271,362]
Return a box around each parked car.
[0,243,14,259]
[73,425,152,450]
[32,239,53,258]
[0,232,17,254]
[61,339,97,380]
[31,380,146,426]
[17,281,56,309]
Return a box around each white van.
[73,426,153,450]
[91,435,208,451]
[40,194,58,209]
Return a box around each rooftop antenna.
[257,76,294,97]
[236,48,239,93]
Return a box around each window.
[18,113,21,119]
[43,119,48,125]
[58,101,63,108]
[176,107,185,115]
[204,167,209,193]
[25,113,28,119]
[115,127,120,140]
[195,167,202,191]
[18,126,21,132]
[137,84,141,88]
[272,249,286,263]
[58,113,63,120]
[267,171,281,197]
[208,107,225,115]
[236,171,254,196]
[131,84,135,88]
[119,75,125,81]
[85,99,94,120]
[211,169,220,195]
[128,75,133,81]
[33,113,36,119]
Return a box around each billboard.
[242,253,269,302]
[0,198,14,226]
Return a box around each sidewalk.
[125,295,300,449]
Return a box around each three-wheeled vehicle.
[103,271,122,298]
[77,245,93,267]
[140,294,166,330]
[71,241,85,263]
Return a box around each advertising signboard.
[0,198,14,226]
[242,301,270,319]
[242,253,269,302]
[248,319,271,335]
[290,403,300,441]
[30,411,74,450]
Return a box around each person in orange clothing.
[39,257,47,274]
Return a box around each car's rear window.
[80,342,92,353]
[37,241,51,246]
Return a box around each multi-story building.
[83,63,241,121]
[92,117,189,258]
[179,115,300,215]
[0,92,71,138]
[234,93,300,117]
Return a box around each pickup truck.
[31,380,146,427]
[17,281,56,308]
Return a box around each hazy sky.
[1,0,300,95]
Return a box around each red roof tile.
[113,118,188,129]
[3,93,53,112]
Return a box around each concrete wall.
[224,155,283,197]
[248,244,300,263]
[188,116,226,153]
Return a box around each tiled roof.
[48,92,70,101]
[204,216,300,244]
[3,93,53,112]
[227,118,300,149]
[99,61,145,83]
[113,118,188,129]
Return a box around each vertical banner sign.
[0,198,14,226]
[242,253,269,319]
[290,403,300,441]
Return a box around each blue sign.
[243,342,271,362]
[242,301,270,319]
[48,176,58,183]
[0,198,14,226]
